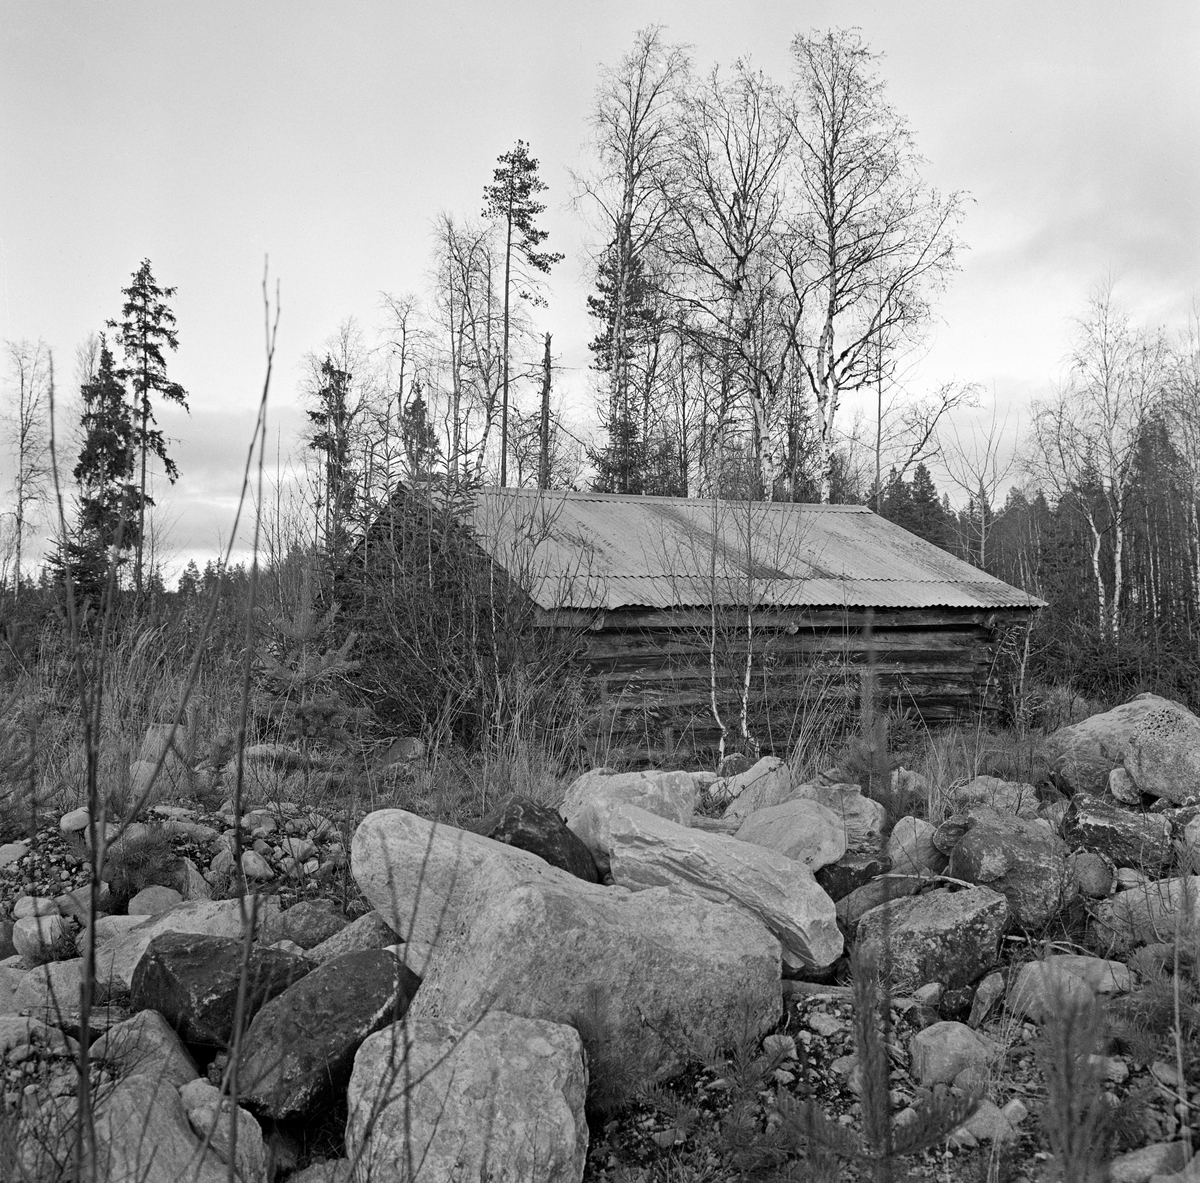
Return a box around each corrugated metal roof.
[459,489,1045,612]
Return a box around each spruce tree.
[55,338,137,605]
[399,383,441,480]
[910,463,950,548]
[109,259,189,595]
[587,245,660,493]
[880,467,915,531]
[482,140,563,486]
[306,355,358,568]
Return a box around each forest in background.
[3,25,1200,734]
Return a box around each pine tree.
[482,140,563,486]
[108,259,189,595]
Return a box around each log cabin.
[371,487,1043,761]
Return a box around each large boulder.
[307,911,398,964]
[407,862,781,1100]
[1042,954,1131,995]
[85,1073,230,1183]
[560,769,698,873]
[352,809,555,953]
[1006,960,1096,1023]
[92,898,276,993]
[1062,796,1173,870]
[347,1011,588,1183]
[1108,767,1143,804]
[886,817,948,876]
[734,797,847,871]
[836,873,927,931]
[128,885,185,917]
[179,1078,266,1183]
[13,959,89,1024]
[0,1015,71,1056]
[266,900,349,949]
[131,932,310,1046]
[1123,699,1200,803]
[1092,875,1200,952]
[607,805,842,971]
[238,950,421,1120]
[1043,693,1186,794]
[717,757,795,818]
[909,1020,995,1087]
[474,797,599,882]
[949,776,1040,819]
[90,1009,200,1090]
[855,886,1009,993]
[815,852,891,902]
[790,783,888,853]
[1108,1143,1191,1183]
[947,813,1068,929]
[1068,850,1115,898]
[79,914,149,954]
[0,965,23,1015]
[12,913,67,964]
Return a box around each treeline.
[874,287,1200,708]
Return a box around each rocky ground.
[4,692,1200,1180]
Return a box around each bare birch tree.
[2,338,53,594]
[663,60,794,498]
[1166,303,1200,618]
[1028,281,1167,636]
[941,398,1013,567]
[786,29,965,501]
[377,291,432,491]
[429,214,522,486]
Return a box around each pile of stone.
[0,794,351,961]
[5,692,1200,1180]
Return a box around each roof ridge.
[473,488,868,510]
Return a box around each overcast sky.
[2,1,1197,576]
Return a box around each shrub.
[103,824,180,912]
[1036,981,1117,1182]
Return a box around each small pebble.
[808,1012,843,1038]
[762,1034,798,1062]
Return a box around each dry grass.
[901,722,1051,825]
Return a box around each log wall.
[540,606,1035,764]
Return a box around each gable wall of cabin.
[541,605,1034,764]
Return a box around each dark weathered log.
[593,660,992,687]
[580,623,984,657]
[537,605,1036,631]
